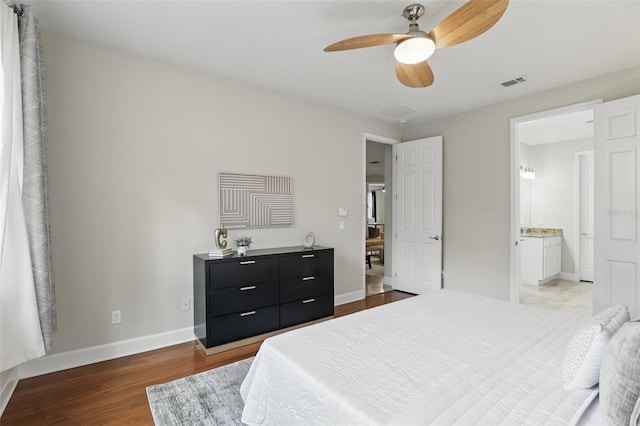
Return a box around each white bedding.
[240,290,599,425]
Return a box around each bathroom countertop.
[521,227,563,237]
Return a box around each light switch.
[339,221,345,230]
[338,208,348,217]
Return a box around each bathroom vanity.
[520,229,562,285]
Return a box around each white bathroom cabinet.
[521,236,562,285]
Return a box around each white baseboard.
[559,272,579,282]
[0,367,19,417]
[18,327,195,380]
[334,290,365,306]
[383,275,394,287]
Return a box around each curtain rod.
[3,0,23,16]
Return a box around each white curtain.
[0,4,45,372]
[19,5,56,353]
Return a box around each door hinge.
[395,155,398,161]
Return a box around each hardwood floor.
[1,290,414,425]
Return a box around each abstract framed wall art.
[219,172,293,228]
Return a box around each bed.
[239,289,608,425]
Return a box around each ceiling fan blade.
[324,33,413,52]
[395,61,434,88]
[430,0,509,49]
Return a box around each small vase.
[237,246,247,256]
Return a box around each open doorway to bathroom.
[512,102,599,315]
[365,140,393,296]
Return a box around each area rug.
[146,357,254,426]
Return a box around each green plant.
[234,236,252,248]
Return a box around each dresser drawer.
[280,274,332,304]
[210,281,279,317]
[280,294,333,328]
[208,305,279,346]
[208,258,278,290]
[280,251,333,279]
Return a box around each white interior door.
[579,151,594,282]
[392,136,443,294]
[594,94,640,317]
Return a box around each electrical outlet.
[111,310,121,324]
[181,298,191,312]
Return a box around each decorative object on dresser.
[302,232,316,249]
[193,246,334,355]
[233,236,253,256]
[209,227,233,258]
[219,172,293,228]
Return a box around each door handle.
[429,236,440,241]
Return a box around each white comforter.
[240,290,598,425]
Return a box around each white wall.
[529,138,593,275]
[42,32,399,355]
[402,66,640,301]
[520,143,532,227]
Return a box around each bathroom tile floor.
[519,279,593,315]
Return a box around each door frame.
[509,99,602,303]
[362,132,399,295]
[575,150,594,282]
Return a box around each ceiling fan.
[324,0,509,88]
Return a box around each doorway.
[510,100,601,314]
[363,134,397,297]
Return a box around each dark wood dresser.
[193,246,334,354]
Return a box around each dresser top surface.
[194,245,333,261]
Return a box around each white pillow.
[562,304,629,389]
[600,318,640,426]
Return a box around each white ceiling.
[519,109,593,145]
[23,0,640,124]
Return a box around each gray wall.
[43,32,399,354]
[402,66,640,300]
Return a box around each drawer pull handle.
[240,286,256,291]
[301,254,315,258]
[240,311,256,317]
[302,299,316,304]
[239,260,256,265]
[302,276,315,281]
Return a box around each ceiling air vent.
[501,76,527,88]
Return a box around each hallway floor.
[365,256,392,297]
[519,279,593,315]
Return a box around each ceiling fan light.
[394,36,435,64]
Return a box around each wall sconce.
[520,165,536,180]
